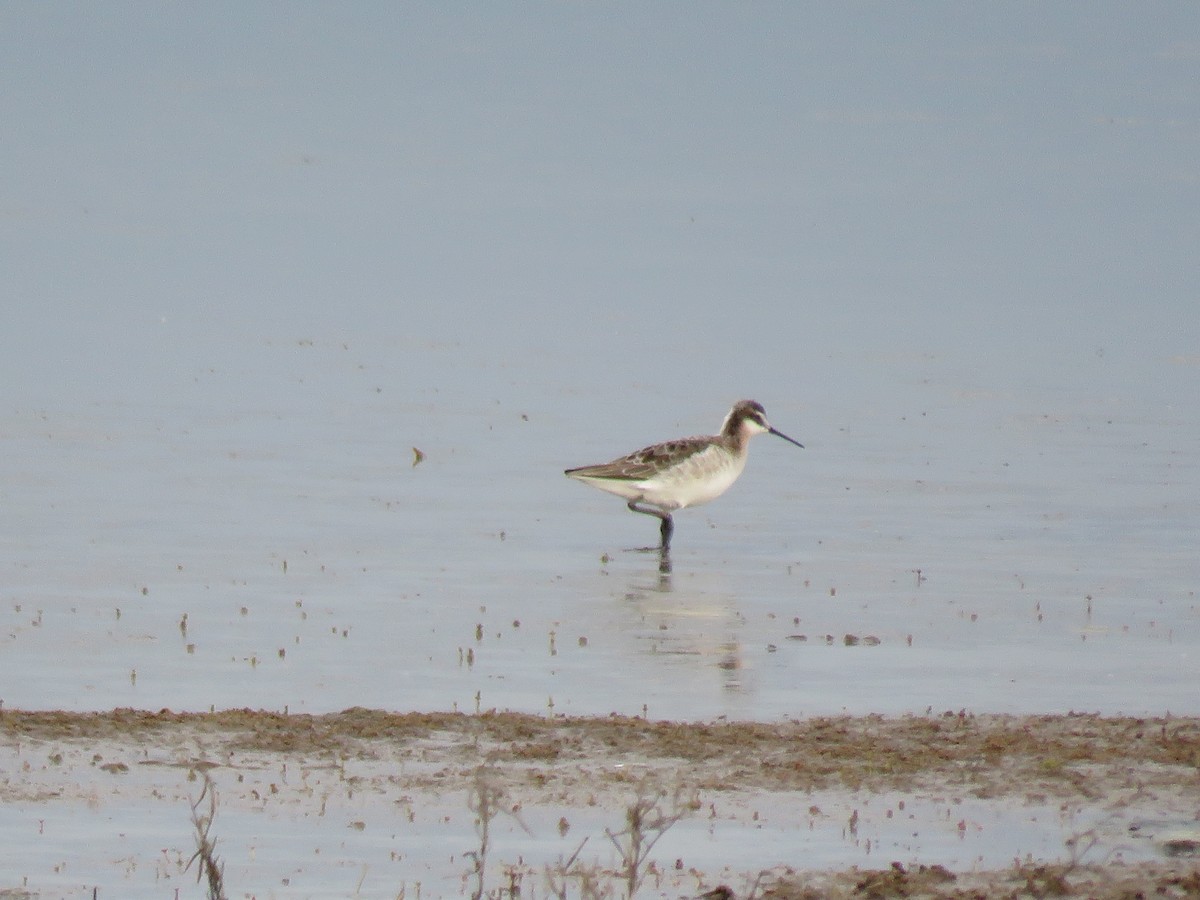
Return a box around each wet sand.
[2,708,1197,897]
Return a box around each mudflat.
[2,709,1198,897]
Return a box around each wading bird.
[565,400,803,550]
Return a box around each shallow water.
[3,332,1197,719]
[0,783,1151,899]
[4,4,1198,721]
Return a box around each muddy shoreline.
[2,709,1198,897]
[4,707,1199,796]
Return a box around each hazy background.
[5,5,1198,394]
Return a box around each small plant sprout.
[605,781,699,899]
[464,766,531,900]
[186,770,227,900]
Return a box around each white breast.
[637,445,746,510]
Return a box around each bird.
[564,400,803,550]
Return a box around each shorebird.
[564,400,803,549]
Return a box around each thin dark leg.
[626,500,674,551]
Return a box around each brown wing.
[565,436,711,481]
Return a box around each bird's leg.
[626,500,674,551]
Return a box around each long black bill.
[769,427,804,449]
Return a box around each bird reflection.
[619,551,750,696]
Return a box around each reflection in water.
[619,550,750,696]
[629,544,673,574]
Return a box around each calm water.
[4,5,1197,719]
[4,330,1197,719]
